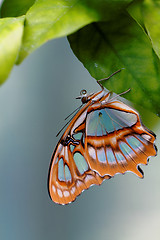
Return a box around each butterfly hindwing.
[85,99,157,178]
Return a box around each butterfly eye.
[80,89,87,96]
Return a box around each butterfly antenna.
[56,105,83,137]
[56,119,72,137]
[64,104,83,120]
[109,88,131,102]
[97,68,124,89]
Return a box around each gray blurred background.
[0,37,159,240]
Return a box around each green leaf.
[142,0,160,59]
[68,13,160,115]
[17,0,133,63]
[127,0,144,28]
[0,0,35,17]
[0,17,24,84]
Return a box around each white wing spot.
[71,186,76,195]
[77,180,83,189]
[88,146,96,160]
[64,191,70,197]
[142,134,151,141]
[57,189,63,198]
[85,175,94,182]
[52,185,56,193]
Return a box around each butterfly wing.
[85,98,157,178]
[48,96,110,204]
[48,140,110,204]
[48,90,157,205]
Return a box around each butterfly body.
[48,87,157,205]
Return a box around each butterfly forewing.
[48,134,108,204]
[48,92,110,204]
[48,89,157,205]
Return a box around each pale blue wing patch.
[126,136,144,152]
[86,111,102,136]
[58,158,65,181]
[64,165,72,182]
[87,109,113,136]
[107,108,137,127]
[70,144,75,152]
[115,151,126,164]
[135,134,149,145]
[106,148,116,164]
[86,108,137,137]
[73,132,82,140]
[97,148,106,163]
[74,152,88,175]
[119,141,135,158]
[106,109,128,130]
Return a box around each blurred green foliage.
[0,0,35,17]
[0,0,160,115]
[0,16,24,84]
[68,13,160,115]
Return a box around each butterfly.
[48,70,157,205]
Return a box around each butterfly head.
[76,89,93,104]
